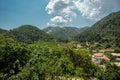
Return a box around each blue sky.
[0,0,120,30]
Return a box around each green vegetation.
[43,26,89,42]
[114,48,120,53]
[75,11,120,48]
[98,63,120,80]
[0,36,100,80]
[0,28,8,34]
[0,35,31,79]
[0,11,120,80]
[5,25,54,43]
[1,35,119,80]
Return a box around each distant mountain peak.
[43,26,89,42]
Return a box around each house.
[103,57,110,61]
[99,49,114,53]
[76,44,82,49]
[111,53,120,57]
[92,53,104,64]
[111,53,120,61]
[92,53,110,65]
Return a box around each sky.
[0,0,120,30]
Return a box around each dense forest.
[75,11,120,48]
[0,28,8,34]
[0,11,120,80]
[5,25,54,43]
[1,34,120,80]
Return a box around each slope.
[75,11,120,47]
[0,28,8,34]
[43,26,89,42]
[6,25,53,43]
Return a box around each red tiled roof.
[94,53,103,57]
[103,57,110,61]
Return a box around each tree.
[0,36,31,79]
[99,63,120,80]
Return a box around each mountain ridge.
[43,26,89,42]
[75,11,120,47]
[5,25,53,43]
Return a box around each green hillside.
[75,11,120,47]
[0,28,8,34]
[5,25,53,43]
[43,26,89,42]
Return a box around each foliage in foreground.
[0,35,31,79]
[0,36,120,80]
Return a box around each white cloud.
[74,0,102,20]
[46,0,76,24]
[46,0,120,25]
[46,0,75,15]
[74,0,120,20]
[50,16,68,25]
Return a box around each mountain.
[43,26,89,42]
[6,25,53,43]
[75,11,120,47]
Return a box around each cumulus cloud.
[46,0,76,16]
[73,0,102,20]
[46,0,76,24]
[46,0,120,25]
[74,0,120,20]
[50,16,68,25]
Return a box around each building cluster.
[92,49,120,66]
[92,53,110,65]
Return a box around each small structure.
[76,44,82,49]
[92,53,104,64]
[111,53,120,57]
[92,53,110,65]
[92,50,98,53]
[103,57,110,61]
[111,53,120,61]
[99,49,114,53]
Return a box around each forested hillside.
[5,25,53,43]
[0,28,8,34]
[43,26,89,42]
[75,11,120,47]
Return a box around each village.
[76,43,120,67]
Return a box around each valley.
[0,11,120,80]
